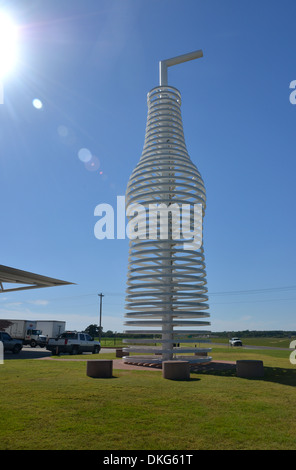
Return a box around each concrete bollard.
[162,361,190,380]
[116,349,129,358]
[86,360,113,378]
[236,360,264,378]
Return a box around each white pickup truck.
[229,337,243,347]
[46,331,101,355]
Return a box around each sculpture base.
[122,355,211,365]
[162,361,190,380]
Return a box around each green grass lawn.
[0,347,295,450]
[100,337,124,347]
[100,335,296,348]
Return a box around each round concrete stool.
[162,361,190,380]
[236,360,264,378]
[86,360,113,378]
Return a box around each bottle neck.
[140,86,189,162]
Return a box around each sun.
[0,12,18,78]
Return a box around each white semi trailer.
[35,320,66,341]
[3,319,66,347]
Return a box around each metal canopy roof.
[0,265,74,293]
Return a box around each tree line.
[211,330,296,338]
[84,324,296,339]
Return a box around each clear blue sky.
[0,0,296,332]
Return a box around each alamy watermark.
[289,340,296,365]
[94,196,203,250]
[289,80,296,104]
[0,341,3,365]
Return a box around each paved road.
[3,346,116,360]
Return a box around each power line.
[105,285,296,297]
[98,293,104,343]
[5,285,296,307]
[209,285,296,296]
[211,297,296,305]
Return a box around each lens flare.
[0,12,18,78]
[84,155,100,172]
[57,125,69,137]
[32,98,43,109]
[78,148,92,163]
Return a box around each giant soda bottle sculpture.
[123,50,211,364]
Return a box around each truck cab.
[25,328,47,348]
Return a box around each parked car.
[46,331,101,355]
[229,337,243,347]
[0,331,23,354]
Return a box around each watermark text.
[289,80,296,104]
[289,340,296,365]
[94,196,203,250]
[0,341,3,364]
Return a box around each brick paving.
[42,356,236,372]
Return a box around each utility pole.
[98,293,104,344]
